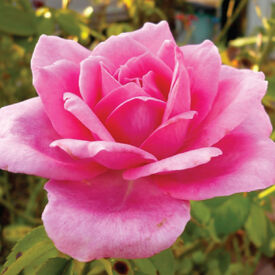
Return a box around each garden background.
[0,0,275,274]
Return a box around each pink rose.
[0,21,274,261]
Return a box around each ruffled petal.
[42,172,190,261]
[0,98,105,180]
[50,139,157,169]
[32,60,92,139]
[123,147,222,180]
[31,34,91,70]
[180,40,221,125]
[105,96,166,146]
[63,93,114,141]
[94,83,148,122]
[141,111,197,159]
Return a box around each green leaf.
[132,259,157,275]
[2,225,32,243]
[0,3,36,36]
[1,226,59,275]
[149,249,175,275]
[245,203,268,247]
[212,194,250,235]
[35,258,73,275]
[191,201,211,224]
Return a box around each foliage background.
[0,0,274,274]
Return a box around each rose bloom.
[0,21,274,261]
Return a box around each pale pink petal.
[180,40,221,125]
[31,35,91,70]
[158,135,275,200]
[92,35,147,73]
[118,52,172,95]
[63,93,114,141]
[105,96,165,146]
[42,172,190,261]
[32,60,92,139]
[158,106,274,200]
[157,40,176,70]
[94,83,148,122]
[50,139,157,169]
[123,147,222,180]
[142,71,166,100]
[0,98,105,180]
[163,48,191,121]
[79,56,120,107]
[184,66,268,149]
[141,111,197,159]
[121,21,176,54]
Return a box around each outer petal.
[42,172,190,261]
[31,34,91,70]
[0,98,105,180]
[158,108,275,200]
[121,21,176,54]
[184,66,268,149]
[50,139,157,169]
[105,96,165,147]
[63,93,114,141]
[32,60,92,139]
[141,111,197,159]
[180,40,221,125]
[123,147,222,180]
[94,83,148,122]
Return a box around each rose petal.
[163,48,191,121]
[158,103,275,200]
[142,71,166,100]
[63,93,114,141]
[157,40,176,70]
[105,96,166,146]
[180,40,221,125]
[31,34,91,70]
[184,65,268,149]
[158,136,275,200]
[42,172,190,261]
[50,139,157,169]
[92,35,147,74]
[123,147,222,180]
[0,98,105,180]
[79,56,120,107]
[94,82,148,122]
[118,52,172,96]
[32,60,92,139]
[141,111,197,159]
[121,21,176,54]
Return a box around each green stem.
[215,0,248,43]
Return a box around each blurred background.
[0,0,275,274]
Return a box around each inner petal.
[105,96,166,147]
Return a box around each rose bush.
[0,21,274,261]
